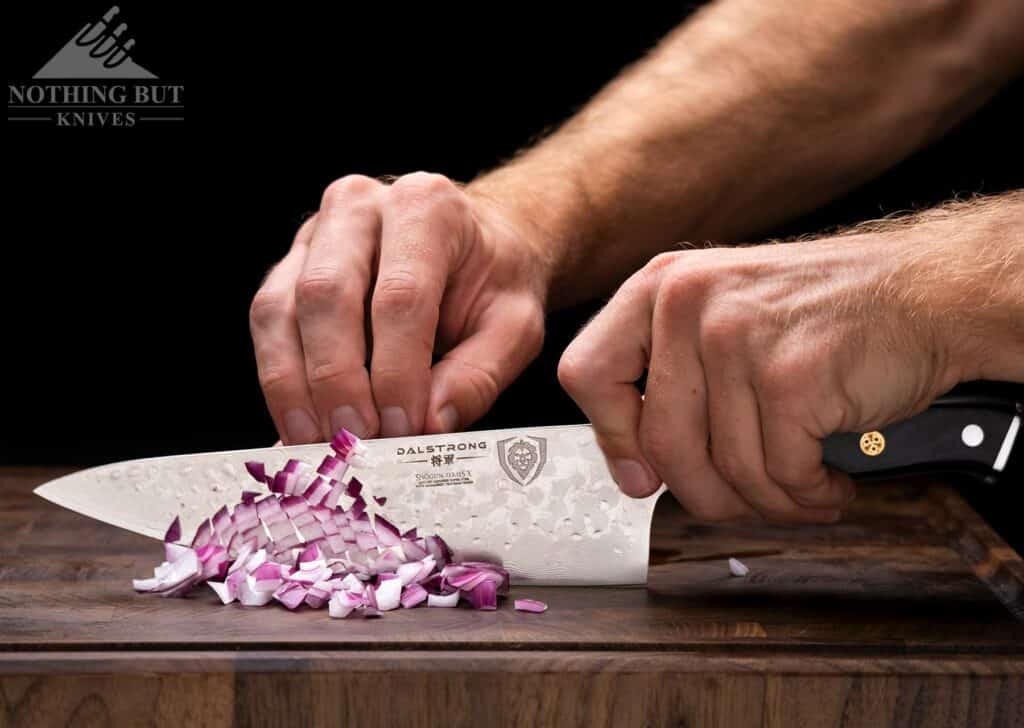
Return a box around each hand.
[251,173,548,444]
[558,234,967,523]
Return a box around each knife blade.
[33,393,1020,585]
[35,424,663,585]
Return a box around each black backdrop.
[3,4,1021,545]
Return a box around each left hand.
[558,235,964,523]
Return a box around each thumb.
[425,298,544,433]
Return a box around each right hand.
[250,172,549,444]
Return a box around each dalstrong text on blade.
[394,441,488,456]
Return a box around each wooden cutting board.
[1,466,1022,727]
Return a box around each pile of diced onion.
[133,429,547,617]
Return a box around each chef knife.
[34,393,1020,585]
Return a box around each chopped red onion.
[133,428,543,618]
[514,599,547,613]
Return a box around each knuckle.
[657,266,710,311]
[712,450,755,487]
[372,269,426,317]
[295,273,343,311]
[518,308,546,356]
[638,426,675,474]
[387,173,466,222]
[390,171,456,198]
[756,349,814,404]
[556,348,590,397]
[256,364,298,395]
[249,290,288,331]
[700,306,751,356]
[307,360,361,387]
[321,175,379,209]
[645,251,681,275]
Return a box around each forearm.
[902,191,1024,384]
[469,0,1024,308]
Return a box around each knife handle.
[822,395,1022,484]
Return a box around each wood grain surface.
[2,466,1022,727]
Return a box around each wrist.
[464,180,563,311]
[467,163,593,310]
[888,205,1024,386]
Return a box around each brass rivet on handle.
[860,431,886,456]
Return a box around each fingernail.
[284,409,320,444]
[437,404,459,433]
[379,407,410,438]
[611,459,656,497]
[331,406,368,439]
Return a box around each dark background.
[3,4,1021,546]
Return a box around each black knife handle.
[822,395,1022,484]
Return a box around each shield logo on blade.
[497,436,547,486]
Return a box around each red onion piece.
[238,578,275,606]
[373,515,401,547]
[164,541,191,563]
[208,580,234,604]
[400,583,428,608]
[728,558,750,577]
[133,548,200,596]
[375,575,402,611]
[244,461,267,484]
[328,589,364,618]
[464,580,498,610]
[190,519,214,549]
[427,591,460,608]
[274,582,308,610]
[164,516,182,544]
[514,599,548,613]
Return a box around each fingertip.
[436,403,459,433]
[610,457,661,498]
[282,408,322,445]
[330,405,374,440]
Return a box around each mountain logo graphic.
[34,6,156,79]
